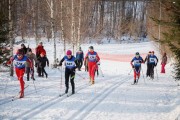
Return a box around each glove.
[132,65,134,68]
[59,62,62,66]
[97,61,100,65]
[154,63,157,67]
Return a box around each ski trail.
[12,81,91,119]
[67,76,131,120]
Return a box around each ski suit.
[161,54,167,73]
[59,56,78,94]
[149,55,158,79]
[131,56,143,81]
[85,51,100,82]
[12,55,32,97]
[76,50,84,71]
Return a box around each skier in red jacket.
[84,46,100,85]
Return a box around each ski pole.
[32,80,37,93]
[155,67,159,80]
[98,65,104,77]
[141,67,146,84]
[60,66,63,90]
[75,72,86,80]
[128,68,133,75]
[4,79,9,94]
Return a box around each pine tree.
[152,0,180,80]
[0,11,10,65]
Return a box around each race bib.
[14,60,26,67]
[134,60,140,66]
[65,61,75,67]
[150,58,155,62]
[88,55,96,61]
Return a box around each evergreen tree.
[152,0,180,80]
[0,11,10,65]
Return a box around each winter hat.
[28,48,32,52]
[16,49,24,55]
[89,46,94,50]
[135,52,140,55]
[39,42,43,45]
[40,52,46,56]
[21,44,25,47]
[66,50,72,55]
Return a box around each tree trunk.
[9,0,14,76]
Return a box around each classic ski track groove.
[0,78,85,105]
[68,76,130,120]
[11,76,126,119]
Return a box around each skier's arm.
[59,57,65,66]
[46,57,49,66]
[96,53,100,62]
[84,53,88,62]
[130,59,134,68]
[27,58,33,69]
[74,59,78,69]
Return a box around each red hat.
[66,50,72,55]
[40,52,46,56]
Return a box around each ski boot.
[19,91,24,98]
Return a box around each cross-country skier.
[76,47,84,71]
[84,46,100,85]
[149,51,158,79]
[59,50,78,94]
[130,52,144,84]
[9,49,33,98]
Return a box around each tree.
[150,0,180,80]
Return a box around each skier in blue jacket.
[149,51,158,79]
[59,50,78,94]
[76,47,84,71]
[131,52,144,84]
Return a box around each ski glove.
[59,62,62,66]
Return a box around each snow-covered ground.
[0,40,180,120]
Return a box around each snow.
[0,40,180,120]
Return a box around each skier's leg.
[19,69,25,98]
[42,67,48,78]
[26,67,30,81]
[65,69,70,93]
[70,71,75,94]
[79,60,83,70]
[88,63,93,82]
[91,64,97,84]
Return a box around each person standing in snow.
[149,51,158,79]
[20,43,28,54]
[76,47,84,71]
[35,42,46,58]
[144,51,151,77]
[37,52,49,78]
[84,46,100,85]
[9,49,33,98]
[59,50,78,94]
[161,52,167,73]
[130,52,144,84]
[26,48,37,81]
